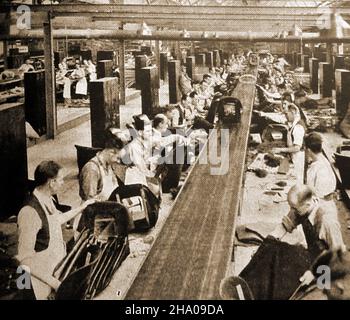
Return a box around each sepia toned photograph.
[0,0,350,305]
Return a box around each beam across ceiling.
[3,3,348,37]
[0,4,326,32]
[88,15,319,22]
[146,0,325,5]
[1,28,348,43]
[7,11,319,25]
[1,4,349,17]
[30,19,317,32]
[2,14,318,33]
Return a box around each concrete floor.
[57,105,90,127]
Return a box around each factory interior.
[1,0,350,301]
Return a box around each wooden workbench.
[0,77,23,91]
[125,66,257,300]
[0,91,24,104]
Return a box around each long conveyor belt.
[125,67,257,300]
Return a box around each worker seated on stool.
[79,131,125,202]
[198,74,214,107]
[172,95,193,128]
[214,67,226,87]
[179,64,193,96]
[163,103,186,132]
[304,132,337,208]
[163,104,176,128]
[152,113,195,165]
[123,114,161,198]
[16,161,95,300]
[152,114,188,190]
[75,130,126,234]
[189,91,206,115]
[152,113,187,149]
[271,102,305,163]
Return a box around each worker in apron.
[76,132,125,234]
[56,62,71,107]
[71,63,88,99]
[81,156,119,200]
[16,161,95,300]
[19,193,67,300]
[304,132,338,216]
[87,60,97,81]
[272,102,305,182]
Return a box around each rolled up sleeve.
[16,206,42,263]
[172,109,180,127]
[292,124,305,147]
[79,163,100,200]
[318,215,346,251]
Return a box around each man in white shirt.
[214,67,226,86]
[172,95,194,128]
[189,91,206,115]
[272,103,305,159]
[195,75,214,109]
[304,132,337,201]
[179,65,193,96]
[152,114,186,149]
[163,105,177,128]
[152,113,188,169]
[124,115,160,196]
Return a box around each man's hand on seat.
[299,270,315,286]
